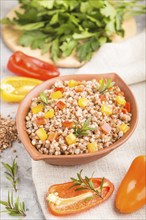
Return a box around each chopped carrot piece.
[48,132,58,142]
[62,121,74,128]
[54,87,65,93]
[36,117,46,126]
[56,101,66,110]
[101,122,111,134]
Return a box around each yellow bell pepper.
[65,133,76,145]
[0,77,42,102]
[78,98,89,108]
[116,96,126,105]
[50,91,63,99]
[31,104,44,114]
[87,142,98,153]
[68,80,78,87]
[36,128,47,141]
[119,123,130,133]
[44,109,54,119]
[101,105,112,115]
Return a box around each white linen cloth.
[32,31,146,220]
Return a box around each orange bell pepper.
[35,117,46,126]
[47,178,114,216]
[62,121,74,128]
[116,155,146,213]
[56,101,66,110]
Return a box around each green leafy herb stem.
[0,192,26,217]
[99,78,115,93]
[73,118,96,137]
[2,159,18,192]
[70,170,105,199]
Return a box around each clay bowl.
[16,73,138,165]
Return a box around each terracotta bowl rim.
[16,73,138,160]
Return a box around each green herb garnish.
[70,170,104,199]
[1,159,18,192]
[73,118,96,137]
[0,192,26,217]
[99,78,115,93]
[1,0,145,62]
[39,92,48,104]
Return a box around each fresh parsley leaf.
[1,0,145,62]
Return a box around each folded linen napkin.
[76,31,145,85]
[32,31,145,220]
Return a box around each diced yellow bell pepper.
[65,133,76,145]
[50,91,63,99]
[116,96,126,105]
[119,124,130,133]
[31,104,43,114]
[44,109,54,119]
[68,80,78,87]
[36,128,48,141]
[87,142,98,153]
[78,98,89,108]
[101,105,112,115]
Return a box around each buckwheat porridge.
[25,78,132,155]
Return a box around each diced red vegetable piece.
[54,87,65,93]
[122,108,127,114]
[99,95,106,101]
[62,121,74,128]
[36,117,46,126]
[125,102,131,112]
[101,122,111,134]
[56,101,66,110]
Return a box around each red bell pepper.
[54,87,65,93]
[125,102,131,112]
[7,51,60,81]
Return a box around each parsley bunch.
[1,0,145,62]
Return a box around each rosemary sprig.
[73,118,96,137]
[0,191,26,217]
[39,92,48,104]
[1,159,18,192]
[70,170,104,199]
[99,78,115,93]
